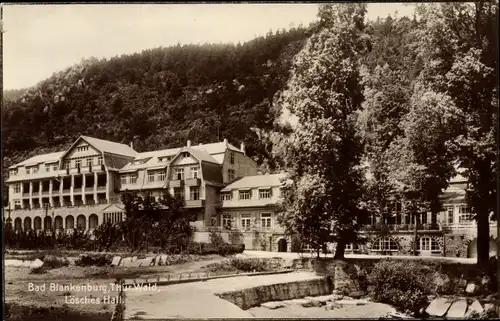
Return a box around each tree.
[120,190,194,252]
[273,3,369,259]
[414,3,498,264]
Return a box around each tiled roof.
[82,136,137,158]
[10,152,64,168]
[222,173,287,191]
[184,147,219,164]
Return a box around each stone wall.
[215,277,333,310]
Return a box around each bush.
[369,259,432,314]
[229,258,274,272]
[75,254,111,267]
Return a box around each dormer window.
[26,168,31,175]
[53,164,58,171]
[33,167,38,174]
[259,188,271,199]
[183,152,189,158]
[45,164,51,172]
[221,192,232,201]
[9,169,17,177]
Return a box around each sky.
[2,3,416,90]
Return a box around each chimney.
[187,140,191,148]
[223,138,228,145]
[130,142,134,150]
[240,142,246,155]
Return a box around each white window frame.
[260,212,272,230]
[446,205,454,224]
[239,190,251,200]
[148,172,155,183]
[371,237,399,252]
[26,168,31,175]
[418,237,441,253]
[53,164,58,171]
[190,166,200,179]
[230,152,235,164]
[121,175,127,185]
[45,164,51,172]
[158,171,166,181]
[65,161,70,170]
[97,156,103,165]
[75,159,82,168]
[222,214,232,230]
[14,184,21,193]
[174,187,184,199]
[33,166,38,174]
[220,192,232,201]
[259,188,271,199]
[241,216,252,230]
[86,158,92,167]
[458,205,472,223]
[190,186,200,200]
[130,174,137,184]
[173,168,184,180]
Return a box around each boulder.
[302,299,322,308]
[31,259,44,269]
[154,255,162,266]
[465,300,484,317]
[446,299,467,318]
[138,257,154,267]
[286,298,311,306]
[261,301,286,309]
[111,256,122,267]
[465,283,477,294]
[425,297,453,317]
[120,257,133,267]
[348,290,365,299]
[484,303,496,313]
[309,295,333,304]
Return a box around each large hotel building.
[5,136,497,257]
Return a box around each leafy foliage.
[273,4,369,258]
[120,190,195,251]
[369,259,432,313]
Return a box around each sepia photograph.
[1,2,499,320]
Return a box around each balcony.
[22,193,30,198]
[32,191,40,196]
[85,187,94,193]
[73,188,82,193]
[41,191,50,196]
[62,189,71,195]
[170,179,183,188]
[185,178,201,187]
[97,186,106,191]
[361,223,441,232]
[185,199,204,208]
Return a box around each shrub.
[229,258,273,272]
[75,254,111,267]
[369,259,432,314]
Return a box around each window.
[222,214,232,230]
[228,169,235,182]
[53,164,58,171]
[33,167,38,174]
[174,187,184,199]
[220,192,232,201]
[86,158,92,167]
[9,169,17,176]
[121,175,127,185]
[446,206,454,224]
[146,191,153,200]
[230,152,235,164]
[371,237,398,252]
[26,168,31,175]
[148,172,155,183]
[173,168,184,180]
[190,166,200,179]
[45,164,51,172]
[259,189,271,199]
[158,171,166,181]
[130,174,137,184]
[183,152,189,158]
[261,213,272,230]
[239,190,251,200]
[345,244,353,251]
[97,156,103,165]
[77,145,89,152]
[75,159,82,168]
[458,205,473,223]
[241,214,252,230]
[14,199,21,209]
[418,237,441,253]
[190,186,200,200]
[14,184,21,193]
[65,161,70,170]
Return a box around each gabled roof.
[9,151,65,168]
[185,147,219,164]
[193,142,241,154]
[82,136,137,157]
[222,173,287,191]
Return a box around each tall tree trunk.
[477,206,490,265]
[334,240,346,259]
